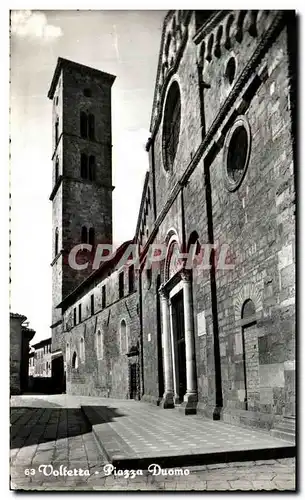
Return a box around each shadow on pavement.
[10,406,125,449]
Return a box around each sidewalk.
[10,395,296,491]
[80,398,295,469]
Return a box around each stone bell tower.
[48,58,116,342]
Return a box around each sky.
[10,10,165,342]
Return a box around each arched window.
[81,226,88,244]
[206,33,214,62]
[55,117,59,144]
[89,155,95,181]
[165,33,171,61]
[80,338,85,362]
[225,57,236,85]
[88,114,95,140]
[236,11,247,43]
[225,13,234,49]
[128,264,135,294]
[187,231,201,268]
[66,342,70,362]
[55,227,59,256]
[81,153,88,179]
[55,156,59,183]
[241,299,256,326]
[89,227,95,246]
[162,81,181,172]
[214,25,223,57]
[72,351,78,369]
[80,112,88,138]
[120,319,128,354]
[97,330,103,360]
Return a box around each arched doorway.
[52,354,66,394]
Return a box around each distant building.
[28,351,35,377]
[32,338,52,378]
[10,313,35,394]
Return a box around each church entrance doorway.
[171,290,186,402]
[129,362,137,399]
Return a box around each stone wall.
[140,10,295,427]
[63,264,140,398]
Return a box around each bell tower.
[48,58,115,338]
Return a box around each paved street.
[10,395,296,491]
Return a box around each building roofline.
[32,337,52,349]
[10,312,27,322]
[149,11,173,132]
[56,239,134,310]
[134,171,150,241]
[47,57,116,99]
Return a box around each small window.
[84,88,92,97]
[102,285,106,309]
[89,227,95,246]
[225,57,236,85]
[88,114,95,140]
[89,155,95,181]
[80,112,88,138]
[162,81,181,172]
[55,117,59,145]
[91,294,94,315]
[120,319,128,354]
[72,351,78,369]
[73,308,77,326]
[81,226,88,244]
[80,337,85,362]
[81,153,88,179]
[119,272,124,299]
[66,343,70,362]
[146,268,152,290]
[55,228,59,256]
[55,156,59,183]
[97,330,103,360]
[78,304,82,323]
[128,264,135,294]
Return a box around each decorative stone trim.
[233,281,263,323]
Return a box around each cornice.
[193,11,228,45]
[149,11,192,135]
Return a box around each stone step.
[80,403,296,470]
[275,421,295,432]
[270,429,295,443]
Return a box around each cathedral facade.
[49,11,296,434]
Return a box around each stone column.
[159,286,174,409]
[181,270,198,413]
[169,300,180,404]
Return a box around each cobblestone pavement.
[10,395,296,491]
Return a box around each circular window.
[162,81,181,172]
[223,116,251,191]
[225,57,236,85]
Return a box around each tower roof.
[48,57,116,99]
